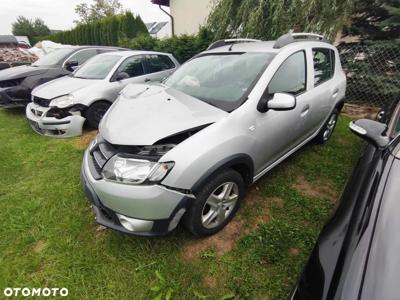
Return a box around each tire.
[184,169,245,236]
[86,101,111,129]
[314,108,339,144]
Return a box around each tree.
[11,16,33,36]
[344,0,400,40]
[206,0,357,41]
[32,18,51,36]
[12,16,50,39]
[74,0,123,24]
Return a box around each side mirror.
[65,60,78,72]
[257,92,296,113]
[349,119,390,148]
[115,72,130,81]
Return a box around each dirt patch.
[181,187,274,260]
[342,103,379,120]
[73,130,97,150]
[203,275,217,289]
[289,248,300,256]
[269,196,284,208]
[293,176,338,202]
[95,225,107,240]
[33,240,46,253]
[336,137,351,145]
[182,220,244,261]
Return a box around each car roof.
[203,40,334,55]
[95,50,173,58]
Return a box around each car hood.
[100,84,228,145]
[33,76,101,99]
[0,65,49,81]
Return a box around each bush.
[119,27,215,63]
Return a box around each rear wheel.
[184,169,245,236]
[314,108,339,144]
[86,101,111,129]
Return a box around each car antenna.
[228,43,234,51]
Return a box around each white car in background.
[26,50,179,137]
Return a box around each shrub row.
[118,27,214,63]
[31,12,148,46]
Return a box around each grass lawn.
[0,109,362,299]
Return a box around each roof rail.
[207,38,261,50]
[273,31,328,49]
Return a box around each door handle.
[332,88,339,98]
[301,104,310,117]
[144,78,151,82]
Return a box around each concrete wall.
[170,0,214,35]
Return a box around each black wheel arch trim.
[190,153,254,194]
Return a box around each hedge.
[118,27,214,63]
[31,11,148,46]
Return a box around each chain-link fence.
[338,42,399,110]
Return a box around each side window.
[267,51,306,96]
[68,49,98,65]
[313,48,335,85]
[116,56,145,78]
[390,103,400,137]
[145,54,175,73]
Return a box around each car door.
[106,55,148,100]
[388,100,400,138]
[253,50,314,175]
[143,54,177,83]
[303,48,338,135]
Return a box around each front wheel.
[86,101,111,129]
[314,108,339,144]
[184,169,245,236]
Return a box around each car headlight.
[102,154,174,185]
[49,94,74,108]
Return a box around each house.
[145,21,172,39]
[151,0,214,35]
[0,35,19,48]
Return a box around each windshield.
[32,48,75,67]
[164,52,275,111]
[73,54,121,79]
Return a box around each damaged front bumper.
[0,87,30,108]
[81,149,190,236]
[26,102,86,138]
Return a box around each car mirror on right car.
[257,93,296,113]
[349,119,390,148]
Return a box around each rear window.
[145,54,175,73]
[32,48,74,67]
[313,48,335,85]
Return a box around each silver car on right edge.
[81,32,346,237]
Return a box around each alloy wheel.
[201,182,239,229]
[323,113,338,141]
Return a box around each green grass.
[0,109,362,299]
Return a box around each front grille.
[33,96,51,107]
[0,78,24,88]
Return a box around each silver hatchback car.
[81,33,346,236]
[26,51,179,137]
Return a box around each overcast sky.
[0,0,170,35]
